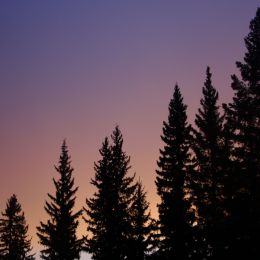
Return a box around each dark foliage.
[155,85,195,259]
[127,180,153,260]
[37,141,82,260]
[0,194,34,260]
[84,126,137,260]
[223,8,260,258]
[192,67,227,258]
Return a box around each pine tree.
[155,84,195,259]
[192,67,226,258]
[84,137,113,259]
[223,8,260,258]
[0,194,34,260]
[128,180,153,260]
[37,140,82,260]
[84,126,137,260]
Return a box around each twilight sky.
[0,1,259,257]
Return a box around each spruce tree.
[84,137,113,259]
[223,8,260,258]
[0,194,34,260]
[128,180,153,260]
[155,84,195,259]
[192,67,226,258]
[84,126,137,260]
[37,140,82,259]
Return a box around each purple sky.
[0,1,259,257]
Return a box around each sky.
[0,1,259,258]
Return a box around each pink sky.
[0,1,259,256]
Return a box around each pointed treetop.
[62,138,67,148]
[173,83,182,99]
[236,7,260,87]
[169,83,185,110]
[166,84,187,126]
[203,66,217,101]
[111,125,124,148]
[61,139,69,155]
[7,193,18,205]
[112,125,121,138]
[205,66,212,85]
[4,194,21,216]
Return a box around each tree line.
[0,7,259,260]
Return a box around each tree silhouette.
[0,194,34,260]
[84,137,113,259]
[192,67,227,258]
[155,85,195,259]
[127,180,153,260]
[84,126,137,260]
[223,7,260,258]
[37,140,82,259]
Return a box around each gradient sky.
[0,1,259,258]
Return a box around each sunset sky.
[0,1,259,258]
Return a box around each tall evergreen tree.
[84,137,113,259]
[223,8,260,258]
[37,140,82,260]
[128,180,153,260]
[84,126,137,260]
[0,194,34,260]
[155,85,195,259]
[192,67,226,259]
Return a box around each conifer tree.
[84,137,113,259]
[0,194,34,260]
[37,140,82,259]
[223,8,260,258]
[192,67,226,258]
[84,126,137,260]
[155,85,195,259]
[128,180,153,260]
